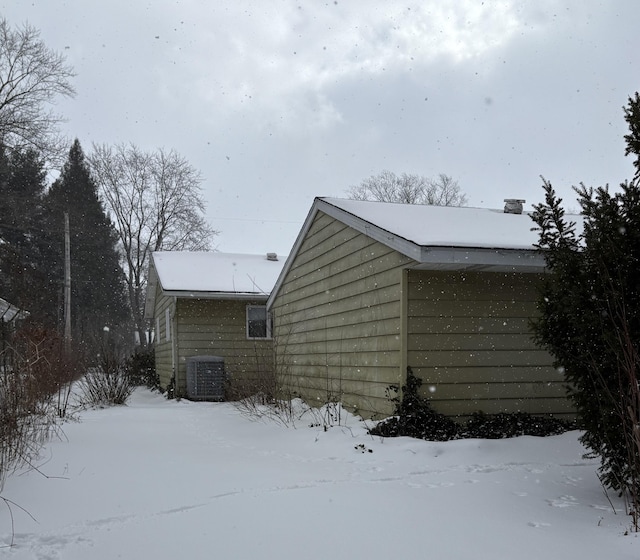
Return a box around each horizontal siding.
[283,345,401,367]
[407,270,571,418]
[429,397,575,418]
[152,287,174,389]
[409,316,532,334]
[407,332,539,351]
[282,371,401,415]
[410,298,538,318]
[280,247,402,308]
[417,365,564,384]
[407,278,541,301]
[408,349,553,368]
[174,298,274,397]
[280,301,401,337]
[272,211,414,418]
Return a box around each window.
[246,305,272,339]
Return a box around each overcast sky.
[1,1,638,254]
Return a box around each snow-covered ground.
[0,388,637,559]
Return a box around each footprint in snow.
[528,521,551,528]
[547,495,577,508]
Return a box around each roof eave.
[161,290,269,301]
[416,246,546,272]
[267,198,548,309]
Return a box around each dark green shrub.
[370,368,575,442]
[124,348,158,390]
[370,367,459,441]
[531,105,640,518]
[462,411,575,439]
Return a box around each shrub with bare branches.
[79,335,133,407]
[0,324,82,494]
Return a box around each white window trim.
[246,305,272,340]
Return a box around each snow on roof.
[321,197,580,250]
[152,251,285,295]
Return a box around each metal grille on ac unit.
[186,356,226,401]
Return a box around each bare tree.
[346,170,467,206]
[0,18,75,160]
[88,143,217,347]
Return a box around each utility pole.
[64,212,71,349]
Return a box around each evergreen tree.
[531,93,640,522]
[45,139,129,354]
[624,91,640,179]
[0,146,56,323]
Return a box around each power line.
[209,216,302,224]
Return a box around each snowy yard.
[0,388,637,559]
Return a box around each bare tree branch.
[346,170,467,206]
[88,144,217,347]
[0,18,75,162]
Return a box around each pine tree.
[624,91,640,179]
[44,140,129,354]
[0,146,56,323]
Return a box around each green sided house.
[144,251,285,400]
[267,197,577,420]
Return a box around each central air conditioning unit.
[186,356,226,401]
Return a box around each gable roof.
[268,197,582,308]
[323,197,542,249]
[144,251,286,318]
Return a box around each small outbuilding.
[267,197,577,419]
[0,297,28,325]
[145,251,285,399]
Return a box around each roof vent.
[266,252,278,261]
[503,199,525,214]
